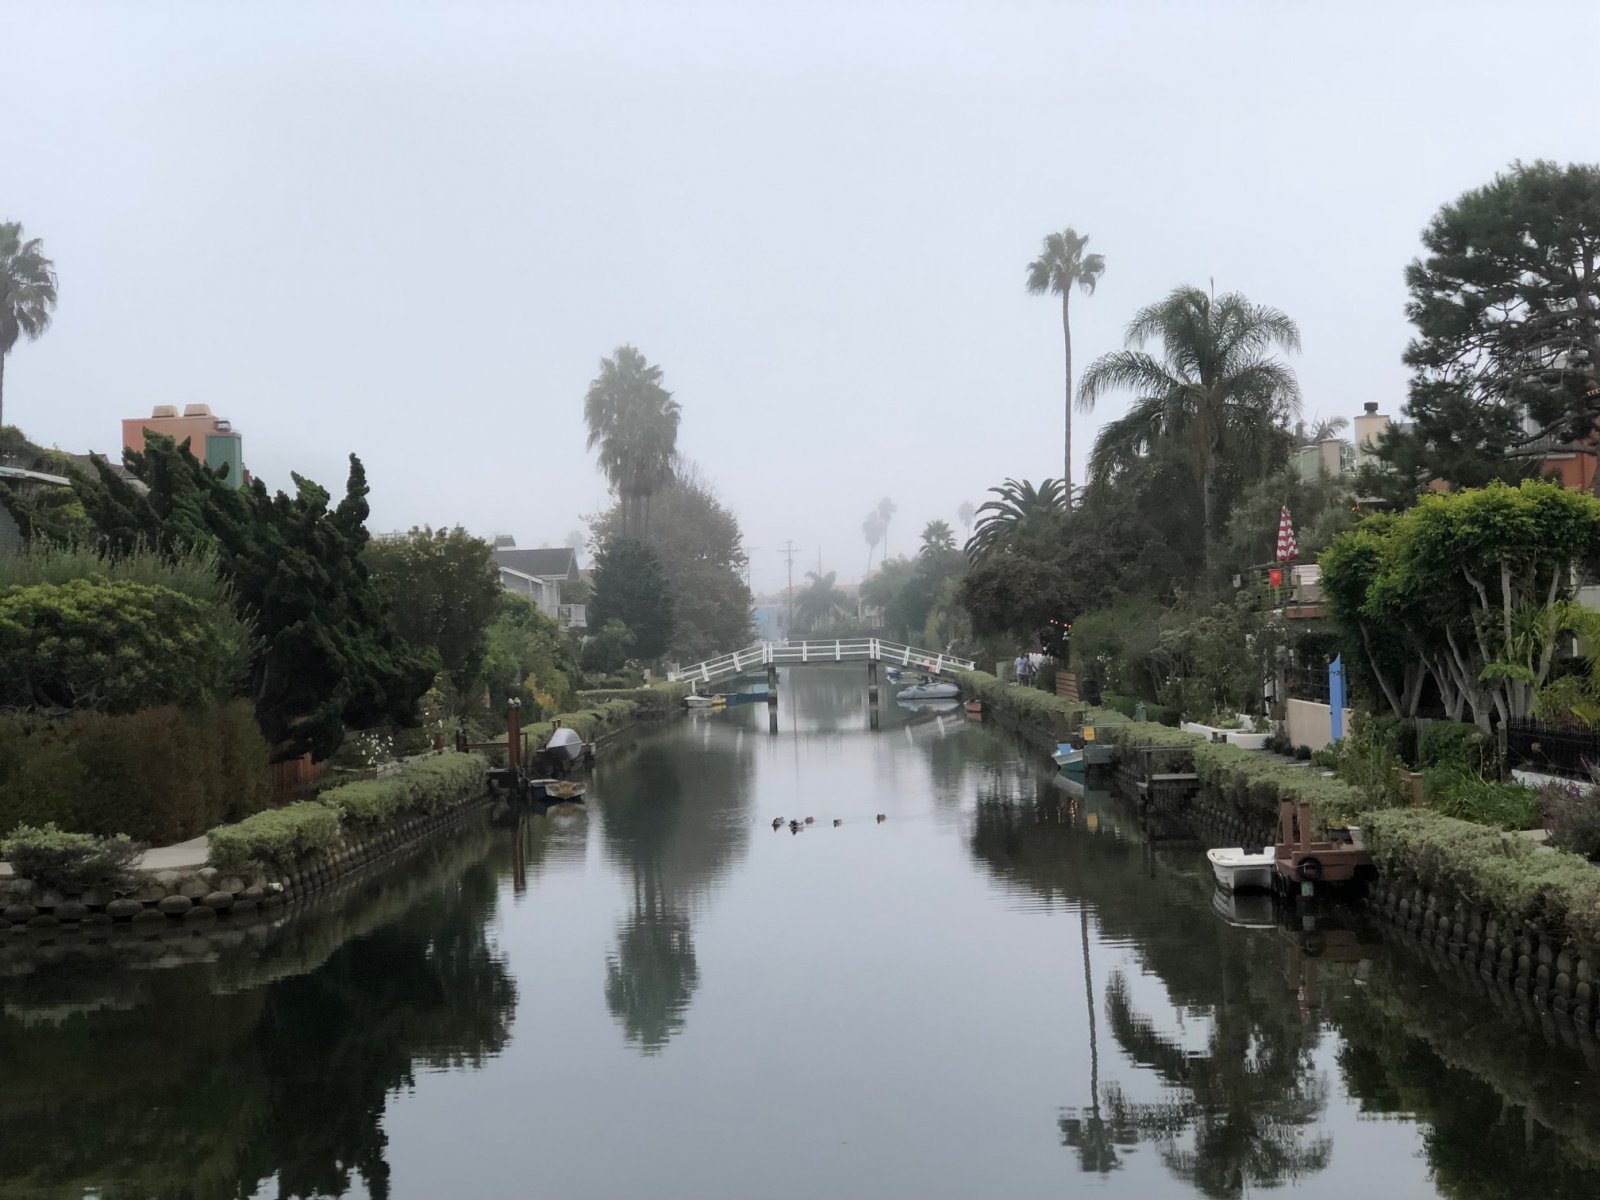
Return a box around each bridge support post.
[867,659,879,706]
[767,663,779,735]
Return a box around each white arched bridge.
[668,639,975,687]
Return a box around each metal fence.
[1505,718,1600,777]
[1283,665,1331,705]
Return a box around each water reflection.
[0,824,514,1199]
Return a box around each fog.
[6,0,1597,592]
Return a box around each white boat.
[684,694,718,709]
[897,681,959,700]
[1053,743,1085,770]
[1206,846,1276,892]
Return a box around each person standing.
[1018,652,1035,688]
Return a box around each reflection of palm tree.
[793,570,848,632]
[1100,970,1331,1198]
[605,869,700,1054]
[1058,903,1128,1173]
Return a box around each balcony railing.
[1237,563,1324,617]
[557,604,587,630]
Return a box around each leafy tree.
[0,578,250,712]
[587,465,753,660]
[48,434,433,760]
[1374,161,1600,493]
[588,535,676,661]
[482,593,581,716]
[792,569,848,632]
[0,222,58,428]
[365,526,503,692]
[1027,227,1106,495]
[1220,467,1355,575]
[580,617,636,676]
[958,547,1070,641]
[1078,285,1301,573]
[964,477,1068,562]
[920,519,956,556]
[583,345,682,533]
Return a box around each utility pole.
[780,540,796,638]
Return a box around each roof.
[493,546,579,581]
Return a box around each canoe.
[1206,846,1276,892]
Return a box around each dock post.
[867,658,880,731]
[767,663,779,734]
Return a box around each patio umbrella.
[1275,505,1298,563]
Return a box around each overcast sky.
[6,1,1598,594]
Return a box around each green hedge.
[525,698,644,747]
[1364,808,1600,946]
[0,701,271,844]
[574,681,690,719]
[957,671,1087,732]
[320,753,488,825]
[208,803,343,874]
[207,751,487,873]
[1102,692,1181,727]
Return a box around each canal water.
[3,666,1600,1199]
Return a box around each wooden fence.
[269,754,327,802]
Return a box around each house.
[492,537,585,629]
[122,404,246,487]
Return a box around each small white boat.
[1206,846,1276,892]
[897,681,959,700]
[1053,743,1085,771]
[684,694,718,709]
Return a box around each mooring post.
[867,658,879,706]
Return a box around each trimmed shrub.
[1294,744,1313,761]
[207,803,341,874]
[1364,808,1600,945]
[320,752,486,825]
[1102,692,1181,727]
[574,682,690,719]
[0,701,271,843]
[0,823,141,893]
[1540,777,1600,861]
[958,671,1087,732]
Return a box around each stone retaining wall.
[0,794,492,936]
[1366,874,1600,1038]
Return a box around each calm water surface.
[3,666,1600,1199]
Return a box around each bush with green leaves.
[0,701,271,843]
[1102,692,1181,727]
[957,670,1087,733]
[0,577,252,713]
[207,803,343,874]
[0,823,142,893]
[1539,777,1600,861]
[1425,767,1540,831]
[575,682,691,719]
[320,752,487,825]
[1364,808,1600,945]
[1418,721,1491,773]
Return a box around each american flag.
[1276,506,1298,562]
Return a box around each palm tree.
[862,510,886,573]
[956,500,976,532]
[964,477,1067,562]
[793,570,848,632]
[875,496,897,560]
[1077,285,1301,573]
[1293,414,1349,446]
[919,519,956,556]
[1027,228,1106,498]
[583,345,682,533]
[0,222,59,430]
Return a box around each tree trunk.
[1062,293,1074,499]
[0,350,6,432]
[1201,446,1219,575]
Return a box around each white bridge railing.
[668,640,976,685]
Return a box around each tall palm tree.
[583,345,682,533]
[0,221,59,430]
[919,519,956,556]
[956,500,976,532]
[1027,228,1106,498]
[964,477,1068,562]
[793,570,848,632]
[862,510,886,573]
[1077,285,1301,573]
[875,496,897,560]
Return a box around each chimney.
[1354,404,1390,464]
[1363,402,1379,415]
